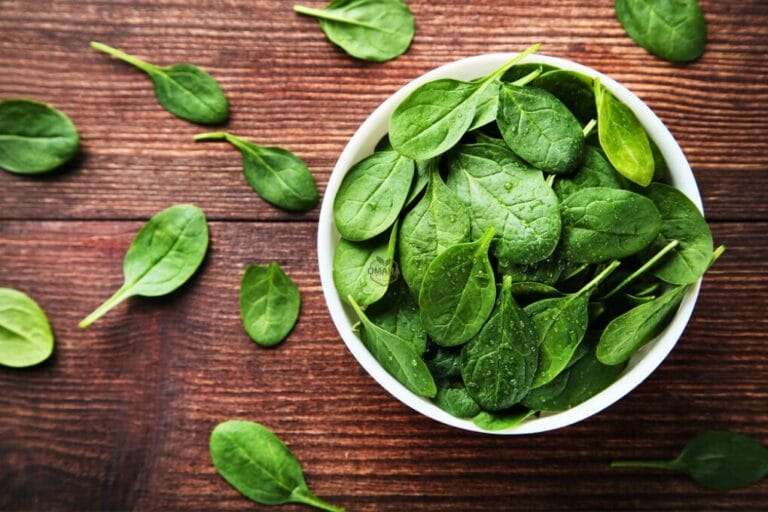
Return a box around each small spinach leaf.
[0,288,55,368]
[79,204,209,328]
[210,420,343,511]
[240,263,300,347]
[0,99,79,175]
[195,132,319,212]
[365,279,427,354]
[553,146,625,199]
[91,42,229,125]
[434,384,482,418]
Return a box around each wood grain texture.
[1,0,768,511]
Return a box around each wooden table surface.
[2,1,767,510]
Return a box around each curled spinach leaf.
[195,132,319,212]
[79,204,209,328]
[333,150,413,241]
[0,99,79,175]
[91,42,229,125]
[553,146,625,199]
[434,384,482,418]
[240,263,301,347]
[294,0,415,62]
[0,288,55,368]
[419,227,497,346]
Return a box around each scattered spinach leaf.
[0,288,55,368]
[240,263,300,347]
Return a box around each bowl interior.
[317,52,703,434]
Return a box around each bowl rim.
[317,51,703,435]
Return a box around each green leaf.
[425,346,463,383]
[461,276,539,410]
[472,409,536,431]
[615,0,707,63]
[467,66,543,131]
[294,0,415,62]
[594,80,654,186]
[195,132,319,212]
[0,288,55,368]
[91,42,229,125]
[333,150,413,241]
[0,99,79,174]
[434,384,482,418]
[498,251,564,286]
[531,69,597,125]
[419,227,497,346]
[210,420,343,511]
[365,279,427,354]
[239,263,301,347]
[405,157,434,206]
[553,146,625,199]
[79,204,209,328]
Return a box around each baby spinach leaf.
[446,142,561,265]
[645,183,713,285]
[498,251,564,286]
[497,84,584,174]
[195,132,319,212]
[615,0,707,63]
[333,150,413,241]
[0,288,55,368]
[239,263,300,347]
[461,275,539,410]
[472,409,536,431]
[560,187,661,263]
[525,261,620,387]
[468,67,543,131]
[399,167,471,297]
[333,222,398,307]
[79,204,209,328]
[426,346,463,382]
[210,420,343,511]
[0,99,79,175]
[389,44,539,161]
[293,0,415,62]
[532,69,596,125]
[597,285,687,365]
[434,384,482,418]
[553,146,625,199]
[91,42,229,125]
[349,296,436,397]
[594,80,654,186]
[365,279,427,354]
[419,227,497,347]
[611,431,768,491]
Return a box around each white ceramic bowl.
[317,52,703,434]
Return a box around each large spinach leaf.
[240,263,300,347]
[0,288,55,368]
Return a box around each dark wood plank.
[1,0,767,221]
[1,220,766,511]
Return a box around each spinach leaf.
[0,288,55,368]
[0,99,79,175]
[195,132,319,212]
[553,146,624,199]
[560,187,661,263]
[501,62,558,82]
[349,296,436,397]
[461,275,539,410]
[434,384,482,418]
[509,281,564,302]
[399,167,471,297]
[210,420,343,511]
[79,204,209,328]
[468,66,543,131]
[497,84,584,174]
[91,42,229,125]
[594,80,654,186]
[293,0,415,62]
[615,0,707,63]
[532,69,597,125]
[597,285,687,365]
[426,346,463,382]
[240,263,300,347]
[419,227,497,347]
[611,431,768,491]
[446,142,561,265]
[645,183,713,285]
[525,261,620,387]
[405,158,434,206]
[333,222,397,307]
[473,409,536,431]
[498,252,564,286]
[389,44,539,160]
[365,279,427,354]
[333,150,413,241]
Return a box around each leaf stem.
[292,488,345,512]
[610,459,676,470]
[709,244,726,267]
[578,260,620,296]
[194,131,229,142]
[582,119,597,138]
[510,67,542,87]
[485,43,541,83]
[79,284,132,329]
[545,174,555,188]
[293,4,371,29]
[600,240,680,299]
[562,263,589,281]
[90,41,157,74]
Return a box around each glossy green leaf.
[405,157,434,206]
[498,251,564,286]
[195,132,319,212]
[468,66,543,131]
[0,288,55,368]
[365,279,427,354]
[239,263,300,347]
[0,99,79,174]
[79,204,209,328]
[553,146,625,199]
[434,384,482,418]
[532,69,597,125]
[91,42,228,125]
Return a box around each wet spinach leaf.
[79,204,209,328]
[405,158,434,206]
[509,281,564,302]
[195,132,318,212]
[0,288,55,368]
[498,251,564,286]
[240,263,300,347]
[434,384,482,418]
[294,0,415,62]
[0,99,79,175]
[91,42,229,125]
[365,279,427,354]
[426,346,463,382]
[532,69,597,125]
[334,150,413,241]
[210,420,343,511]
[553,146,625,199]
[419,227,497,346]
